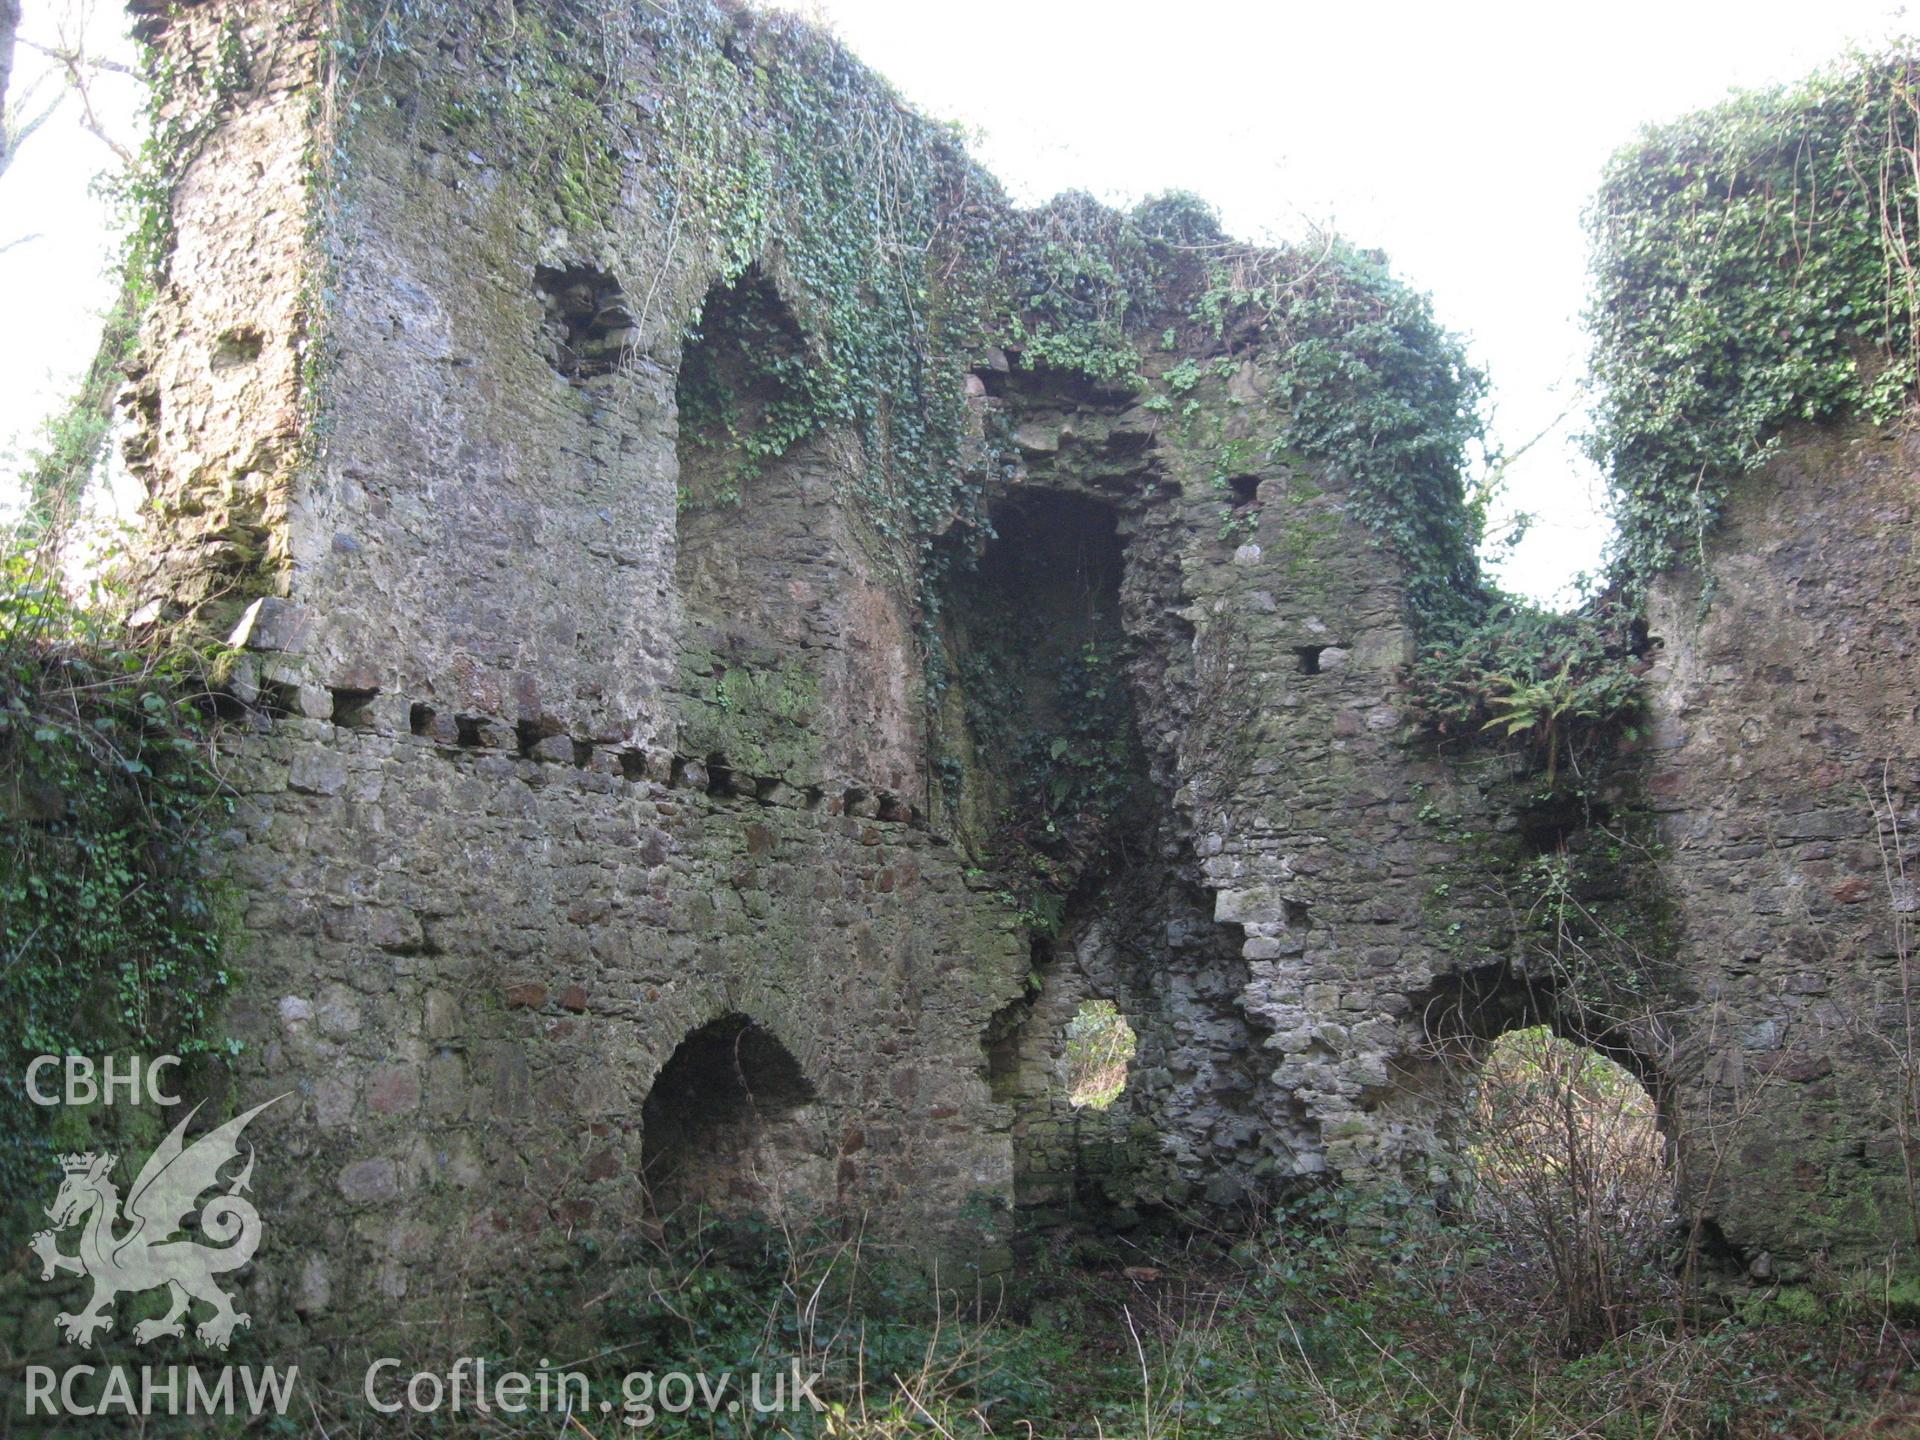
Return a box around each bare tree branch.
[5,67,62,158]
[19,33,137,78]
[18,30,132,167]
[2,1,144,185]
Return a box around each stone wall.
[943,361,1438,1209]
[123,0,324,628]
[109,0,1920,1362]
[220,710,1025,1334]
[1642,423,1920,1275]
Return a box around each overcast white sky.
[3,0,1913,602]
[0,0,143,520]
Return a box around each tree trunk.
[0,0,21,169]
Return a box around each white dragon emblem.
[28,1096,285,1350]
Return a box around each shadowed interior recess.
[640,1015,820,1213]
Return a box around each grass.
[306,1195,1918,1440]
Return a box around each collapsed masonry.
[116,0,1919,1349]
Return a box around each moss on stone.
[677,649,824,784]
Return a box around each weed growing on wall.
[12,6,237,528]
[0,14,248,1236]
[1393,58,1920,1025]
[641,3,1006,565]
[674,269,836,509]
[1187,240,1659,804]
[1407,598,1648,782]
[337,0,1506,629]
[1006,191,1160,383]
[326,2,1691,1022]
[950,622,1150,937]
[10,292,141,532]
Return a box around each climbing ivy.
[1015,638,1147,851]
[965,631,1150,939]
[1194,239,1493,633]
[325,0,1505,651]
[638,4,1002,566]
[674,271,839,509]
[1588,50,1920,584]
[1402,51,1920,995]
[0,539,237,1240]
[1006,192,1157,383]
[1173,236,1650,778]
[326,1,1599,904]
[10,293,142,533]
[120,13,253,297]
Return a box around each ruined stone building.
[108,0,1920,1345]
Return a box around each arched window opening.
[674,268,816,515]
[1466,1024,1672,1350]
[1064,999,1137,1110]
[640,1014,820,1216]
